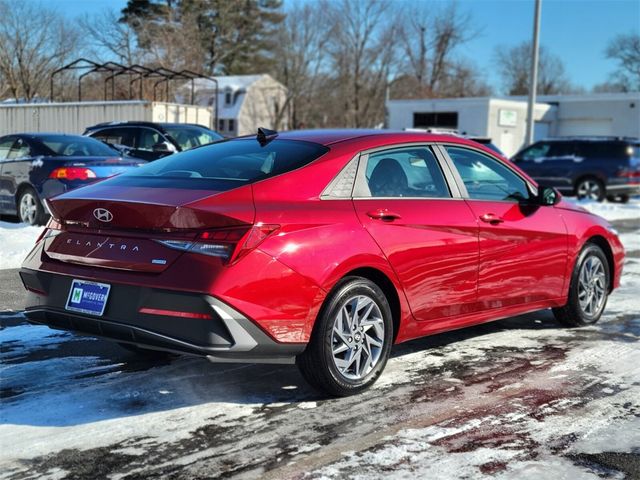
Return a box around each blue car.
[0,133,145,225]
[512,137,640,202]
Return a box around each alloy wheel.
[19,192,37,224]
[331,295,385,380]
[578,255,607,317]
[576,180,601,200]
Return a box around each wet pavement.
[0,216,638,480]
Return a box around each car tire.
[552,244,610,327]
[609,194,630,204]
[296,276,394,397]
[575,177,605,202]
[117,342,174,358]
[17,187,48,226]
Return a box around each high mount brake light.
[49,167,97,181]
[155,224,279,263]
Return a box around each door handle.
[367,209,402,222]
[479,213,504,225]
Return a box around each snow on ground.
[566,196,640,222]
[0,221,43,269]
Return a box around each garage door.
[558,119,613,136]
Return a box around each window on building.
[224,90,233,106]
[228,119,235,132]
[219,119,225,131]
[413,112,458,129]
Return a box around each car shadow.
[0,308,590,428]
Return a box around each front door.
[352,144,479,321]
[443,145,568,309]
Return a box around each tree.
[395,2,483,98]
[271,2,332,128]
[0,0,80,101]
[495,42,572,95]
[119,0,284,75]
[604,32,640,91]
[80,9,141,65]
[323,0,397,128]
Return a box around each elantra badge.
[93,208,113,222]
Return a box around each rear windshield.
[109,138,329,189]
[37,135,117,157]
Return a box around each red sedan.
[21,129,624,396]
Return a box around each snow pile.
[0,221,43,269]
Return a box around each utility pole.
[525,0,542,146]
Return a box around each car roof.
[9,133,92,140]
[241,129,490,149]
[540,136,639,143]
[85,121,210,130]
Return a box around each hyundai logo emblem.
[93,208,113,223]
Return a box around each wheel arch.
[15,182,40,206]
[342,266,402,342]
[585,235,615,293]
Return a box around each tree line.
[0,0,638,129]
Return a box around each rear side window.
[109,139,329,189]
[364,146,450,198]
[0,137,15,160]
[576,141,628,159]
[7,138,31,159]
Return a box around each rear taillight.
[35,219,63,243]
[155,224,279,264]
[49,167,97,181]
[617,168,640,184]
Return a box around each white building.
[182,74,289,137]
[386,92,640,157]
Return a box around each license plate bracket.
[65,279,111,316]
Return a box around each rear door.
[442,145,568,309]
[351,144,479,321]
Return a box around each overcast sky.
[56,0,640,92]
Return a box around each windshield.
[38,135,117,157]
[164,125,224,151]
[107,138,329,190]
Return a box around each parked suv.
[84,122,223,161]
[512,137,640,202]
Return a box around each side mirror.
[536,185,561,206]
[152,141,177,154]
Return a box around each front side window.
[519,142,551,161]
[164,125,223,151]
[137,128,163,151]
[364,146,450,198]
[91,128,136,148]
[446,146,531,202]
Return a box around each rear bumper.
[20,268,305,364]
